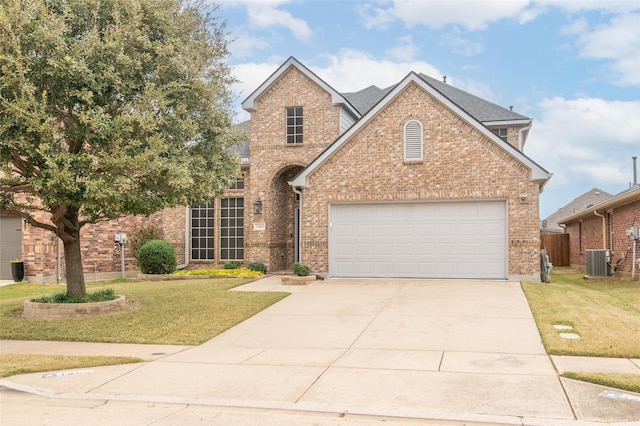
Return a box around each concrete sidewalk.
[2,276,639,425]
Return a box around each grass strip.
[0,353,142,378]
[562,372,640,394]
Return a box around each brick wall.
[299,82,541,277]
[245,66,342,271]
[567,198,640,275]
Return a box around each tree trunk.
[52,207,87,296]
[63,235,86,296]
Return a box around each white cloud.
[245,1,313,42]
[526,96,640,192]
[575,13,640,86]
[316,49,443,92]
[360,0,532,31]
[230,50,444,121]
[439,28,484,56]
[385,35,419,61]
[561,17,589,35]
[228,32,270,59]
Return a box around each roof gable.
[542,188,613,232]
[241,57,360,119]
[561,186,640,224]
[290,72,550,188]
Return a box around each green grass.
[523,269,640,394]
[562,372,640,394]
[522,269,640,358]
[0,353,143,378]
[0,278,289,345]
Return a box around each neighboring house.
[561,186,640,276]
[7,57,551,282]
[541,188,613,234]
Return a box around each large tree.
[0,0,243,295]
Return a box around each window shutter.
[404,120,423,161]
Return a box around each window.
[221,198,244,260]
[404,120,423,161]
[228,176,244,190]
[286,107,303,144]
[191,201,214,260]
[578,221,583,253]
[492,127,508,142]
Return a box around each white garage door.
[329,201,506,279]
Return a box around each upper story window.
[228,175,244,190]
[404,120,423,161]
[286,107,303,144]
[492,127,508,142]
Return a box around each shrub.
[248,262,267,274]
[32,288,117,304]
[173,268,263,278]
[223,261,242,269]
[293,262,310,277]
[138,240,177,274]
[128,224,164,259]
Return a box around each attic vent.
[404,120,423,161]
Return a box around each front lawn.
[522,269,640,358]
[0,278,289,345]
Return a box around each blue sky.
[216,0,640,218]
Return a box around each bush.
[248,262,267,274]
[32,288,117,304]
[223,261,242,269]
[128,224,164,259]
[293,262,310,277]
[138,240,177,274]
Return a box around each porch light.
[253,198,263,215]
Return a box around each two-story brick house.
[6,57,550,282]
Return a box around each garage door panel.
[375,224,394,236]
[329,201,506,279]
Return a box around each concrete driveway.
[4,277,639,424]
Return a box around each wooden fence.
[540,233,570,267]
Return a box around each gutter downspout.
[517,120,532,151]
[292,186,303,263]
[593,209,607,249]
[177,206,190,270]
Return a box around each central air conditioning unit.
[586,249,611,277]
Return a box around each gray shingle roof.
[342,74,530,123]
[342,85,393,116]
[541,188,613,233]
[418,74,529,123]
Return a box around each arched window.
[404,120,423,161]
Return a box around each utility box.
[586,249,611,277]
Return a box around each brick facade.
[18,58,550,282]
[565,193,640,276]
[299,82,541,277]
[245,67,342,272]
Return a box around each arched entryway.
[268,165,304,272]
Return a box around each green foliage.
[0,0,245,295]
[128,224,164,259]
[223,261,242,269]
[248,262,267,274]
[138,240,177,274]
[31,288,116,304]
[173,268,263,278]
[293,262,310,277]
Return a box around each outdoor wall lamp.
[253,198,263,215]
